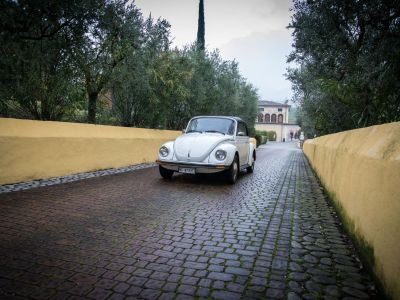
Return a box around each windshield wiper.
[204,130,225,135]
[186,130,203,133]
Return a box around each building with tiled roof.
[255,100,300,142]
[258,100,290,107]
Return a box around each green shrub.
[267,131,276,141]
[254,134,262,147]
[254,131,269,146]
[255,130,268,136]
[261,135,267,144]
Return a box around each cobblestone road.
[0,142,378,299]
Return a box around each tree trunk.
[88,92,98,124]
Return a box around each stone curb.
[0,163,156,194]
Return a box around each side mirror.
[237,132,246,136]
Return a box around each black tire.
[159,165,174,179]
[226,155,239,184]
[246,152,255,173]
[246,161,254,173]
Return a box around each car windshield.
[186,117,235,135]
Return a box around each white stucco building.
[255,100,300,142]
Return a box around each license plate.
[178,167,196,174]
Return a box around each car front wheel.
[159,165,174,179]
[226,155,239,184]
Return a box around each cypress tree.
[196,0,205,50]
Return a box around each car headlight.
[215,149,227,161]
[159,146,169,157]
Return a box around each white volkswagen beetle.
[156,116,256,184]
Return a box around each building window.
[278,108,282,112]
[278,114,283,124]
[271,114,277,123]
[265,114,270,123]
[257,113,264,123]
[258,107,264,112]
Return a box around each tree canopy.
[288,0,400,137]
[0,0,259,132]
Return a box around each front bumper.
[156,160,229,174]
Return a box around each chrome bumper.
[156,160,229,174]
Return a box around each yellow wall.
[303,122,400,300]
[0,118,181,185]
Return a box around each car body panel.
[236,135,249,166]
[174,133,233,163]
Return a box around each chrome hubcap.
[233,161,238,179]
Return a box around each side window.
[236,122,248,136]
[228,122,235,135]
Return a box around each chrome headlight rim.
[215,149,227,161]
[159,146,169,157]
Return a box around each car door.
[235,121,250,166]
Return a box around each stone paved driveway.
[0,142,378,299]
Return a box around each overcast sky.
[135,0,294,102]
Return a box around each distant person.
[299,132,305,149]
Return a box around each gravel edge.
[0,163,157,194]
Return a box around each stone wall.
[303,122,400,299]
[0,118,181,185]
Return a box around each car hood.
[174,133,232,162]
